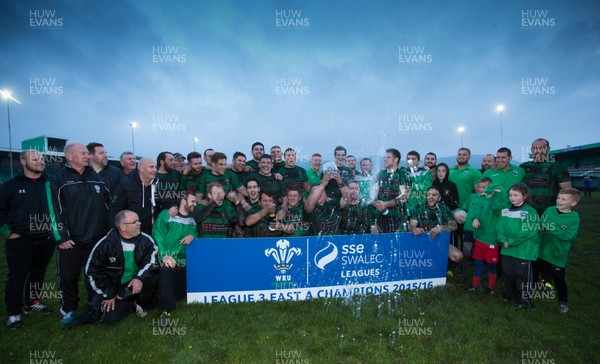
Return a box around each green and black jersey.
[194,203,237,238]
[278,165,308,193]
[281,202,310,236]
[252,215,284,238]
[339,202,376,235]
[308,198,341,236]
[250,173,286,200]
[155,171,186,216]
[198,171,241,196]
[181,171,204,195]
[246,160,260,172]
[323,165,354,199]
[410,202,454,231]
[519,161,571,214]
[375,168,408,218]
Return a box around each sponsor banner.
[187,232,450,304]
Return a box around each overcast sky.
[1,0,598,166]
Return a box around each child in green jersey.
[538,188,580,314]
[497,183,541,308]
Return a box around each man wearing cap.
[173,153,186,173]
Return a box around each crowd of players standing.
[0,137,580,328]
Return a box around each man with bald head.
[47,142,110,325]
[109,157,158,236]
[1,150,55,328]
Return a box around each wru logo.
[265,239,302,274]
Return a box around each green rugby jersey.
[323,165,354,199]
[482,164,525,194]
[152,210,197,264]
[410,202,454,231]
[181,171,203,195]
[156,171,186,212]
[198,170,241,196]
[308,199,341,235]
[194,203,237,238]
[281,202,310,236]
[519,161,570,214]
[339,202,376,235]
[375,168,408,218]
[538,207,580,268]
[250,173,286,200]
[449,164,482,207]
[278,165,308,193]
[498,204,541,261]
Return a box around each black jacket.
[85,229,157,300]
[433,178,460,211]
[97,165,126,197]
[108,170,157,236]
[47,166,109,244]
[0,172,50,239]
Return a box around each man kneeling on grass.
[152,191,198,327]
[67,210,158,327]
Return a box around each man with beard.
[346,155,359,176]
[480,154,496,174]
[47,143,110,324]
[246,142,264,172]
[449,147,482,207]
[155,152,185,220]
[119,151,137,175]
[448,148,481,271]
[372,148,408,233]
[182,151,204,195]
[520,138,571,216]
[520,138,571,284]
[153,192,197,327]
[109,158,158,236]
[87,142,126,199]
[279,148,310,194]
[409,186,462,263]
[1,150,55,328]
[424,152,437,170]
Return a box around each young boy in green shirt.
[538,188,580,314]
[466,180,505,295]
[497,183,541,309]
